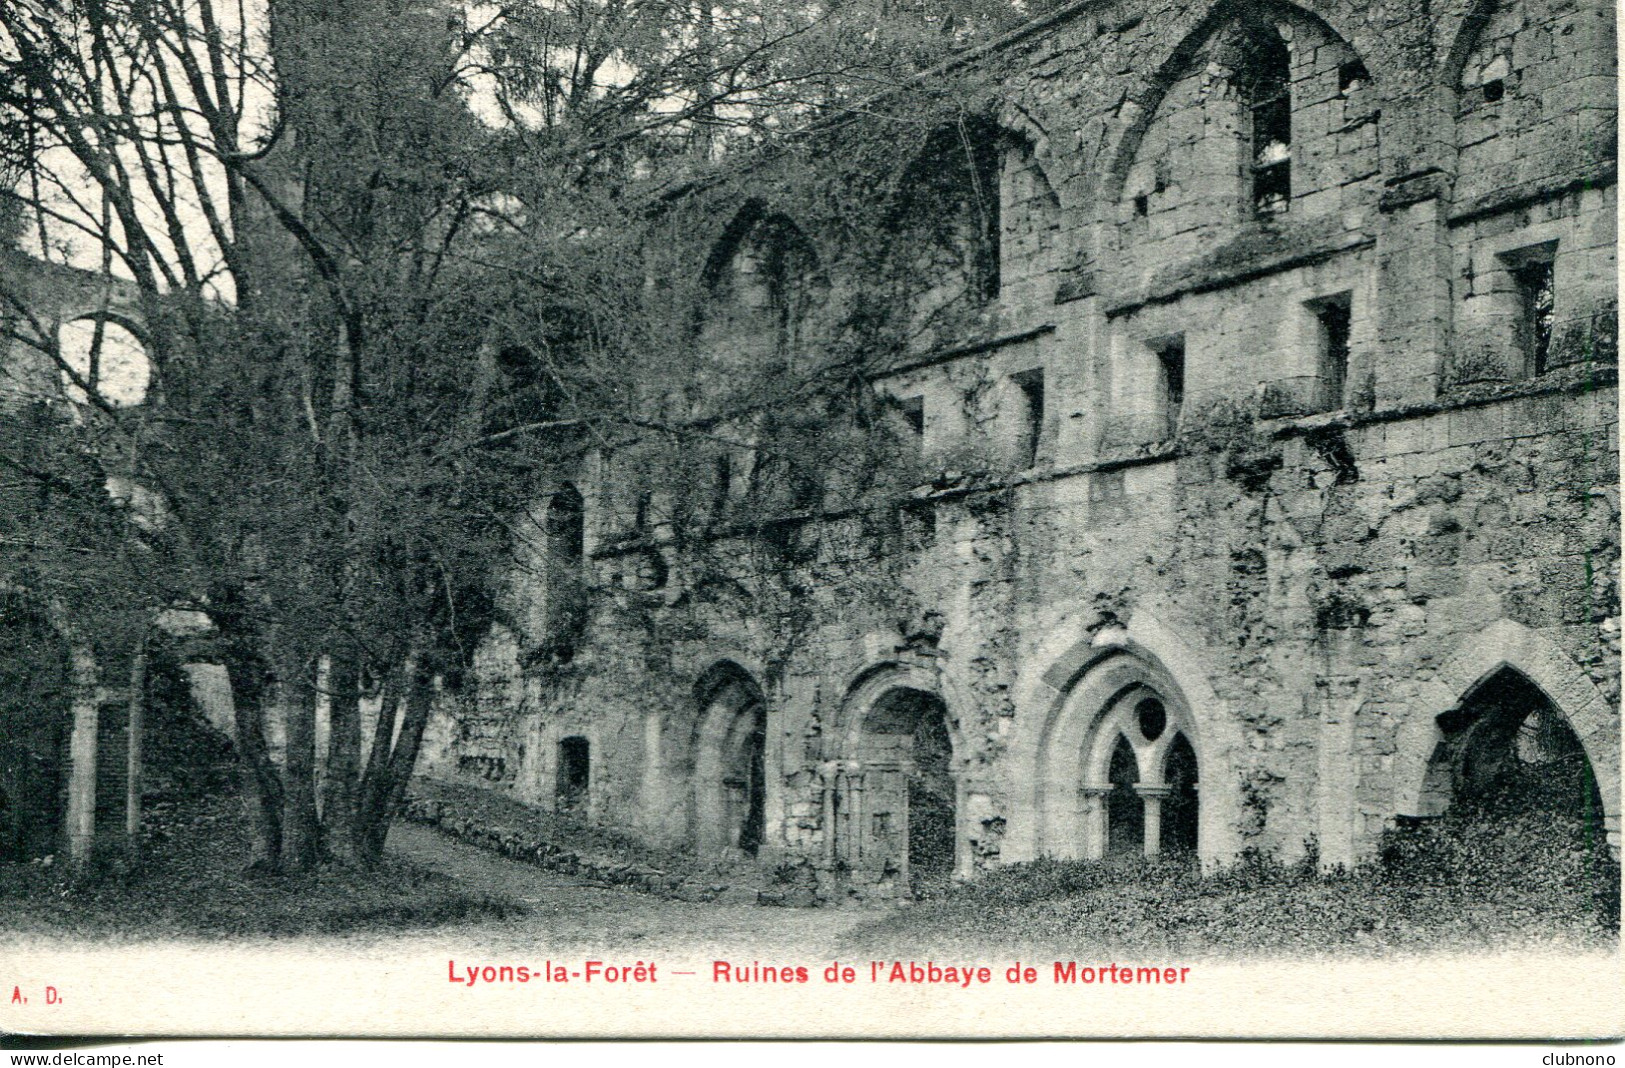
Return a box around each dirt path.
[387,822,880,957]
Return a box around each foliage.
[842,810,1620,958]
[0,791,523,937]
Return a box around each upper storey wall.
[663,0,1614,353]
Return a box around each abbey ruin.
[411,0,1622,899]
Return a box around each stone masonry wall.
[426,0,1620,894]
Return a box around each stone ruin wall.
[422,0,1620,893]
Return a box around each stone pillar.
[1315,675,1361,870]
[1136,785,1172,858]
[1375,173,1454,407]
[1080,784,1112,860]
[896,770,910,893]
[818,762,839,869]
[640,710,664,838]
[63,645,100,868]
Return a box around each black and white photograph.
[0,0,1618,1044]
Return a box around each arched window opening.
[998,136,1061,301]
[1162,733,1200,855]
[892,118,1002,349]
[57,317,150,407]
[1118,10,1372,250]
[1106,734,1143,857]
[1239,24,1293,216]
[700,211,824,367]
[556,735,590,814]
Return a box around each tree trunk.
[321,647,362,864]
[221,639,283,873]
[359,653,435,864]
[280,664,322,872]
[355,662,402,852]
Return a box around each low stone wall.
[399,791,805,905]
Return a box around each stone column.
[1136,785,1172,858]
[1080,784,1113,860]
[63,645,101,869]
[1375,171,1454,406]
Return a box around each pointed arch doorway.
[691,663,768,858]
[1422,666,1606,833]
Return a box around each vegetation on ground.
[0,791,523,940]
[837,806,1619,959]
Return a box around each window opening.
[1161,733,1200,855]
[1151,336,1186,438]
[1338,60,1369,96]
[1243,28,1293,216]
[1482,79,1504,103]
[557,736,590,813]
[901,395,925,439]
[1511,258,1555,376]
[1312,294,1352,411]
[1136,698,1166,742]
[1106,734,1143,856]
[1012,368,1045,467]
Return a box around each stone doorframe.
[690,660,769,856]
[833,658,974,882]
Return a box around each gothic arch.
[1097,0,1382,212]
[700,202,826,291]
[997,104,1068,210]
[1008,611,1242,867]
[1395,619,1619,848]
[1029,646,1203,861]
[696,204,828,364]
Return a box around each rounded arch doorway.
[839,675,962,899]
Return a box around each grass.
[0,791,525,941]
[836,805,1620,960]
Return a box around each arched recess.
[995,129,1064,305]
[1032,647,1205,862]
[1097,0,1380,239]
[1445,0,1613,205]
[696,204,827,370]
[1395,619,1619,850]
[835,660,968,894]
[690,661,769,857]
[1006,612,1241,868]
[884,116,1004,350]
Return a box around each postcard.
[0,0,1619,1044]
